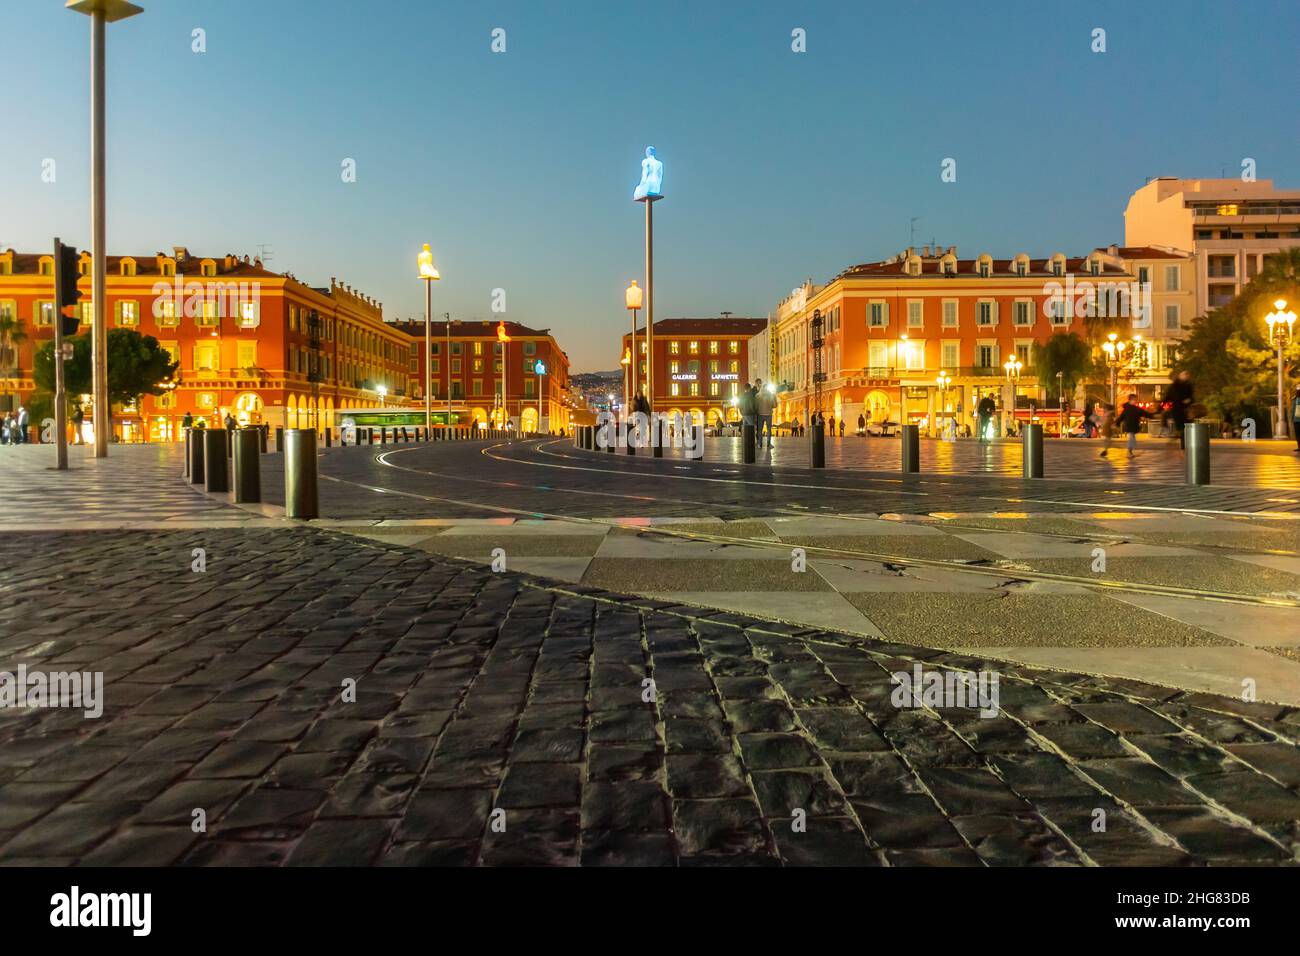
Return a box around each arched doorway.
[287,396,298,429]
[520,407,538,433]
[687,408,704,428]
[470,407,489,428]
[865,389,893,423]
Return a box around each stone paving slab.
[1,527,1298,867]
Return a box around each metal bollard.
[368,428,375,445]
[626,419,637,455]
[324,428,332,447]
[653,417,664,458]
[810,416,825,468]
[1022,423,1044,478]
[742,422,756,464]
[274,426,284,452]
[1185,422,1210,485]
[183,428,191,479]
[284,428,319,519]
[604,419,615,453]
[380,428,387,445]
[204,427,229,493]
[900,424,920,473]
[258,425,268,454]
[188,428,206,484]
[233,428,261,503]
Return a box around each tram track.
[315,441,1300,611]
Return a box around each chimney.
[172,246,189,260]
[1108,244,1118,256]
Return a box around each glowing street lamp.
[1101,332,1133,407]
[376,383,388,407]
[534,360,547,434]
[625,279,643,408]
[417,243,441,432]
[1266,298,1297,438]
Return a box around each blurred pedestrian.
[1166,370,1194,449]
[1115,393,1152,457]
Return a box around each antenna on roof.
[721,311,733,319]
[256,243,274,263]
[909,216,921,246]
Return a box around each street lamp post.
[633,148,663,415]
[417,243,440,433]
[68,0,143,458]
[1266,298,1296,439]
[1101,332,1130,409]
[935,371,951,440]
[626,280,643,407]
[1003,356,1022,436]
[534,360,546,434]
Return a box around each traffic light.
[54,238,83,337]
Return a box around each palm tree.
[0,313,28,411]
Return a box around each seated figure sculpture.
[634,146,663,200]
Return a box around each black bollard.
[810,415,825,468]
[900,424,920,473]
[188,428,206,484]
[204,427,229,493]
[742,421,756,464]
[1022,424,1044,478]
[234,428,261,503]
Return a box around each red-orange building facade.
[772,246,1141,434]
[619,317,769,425]
[387,319,572,432]
[0,247,412,440]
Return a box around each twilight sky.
[1,0,1297,371]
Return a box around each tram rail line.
[313,442,1300,611]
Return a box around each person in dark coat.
[1165,371,1194,449]
[1114,393,1152,457]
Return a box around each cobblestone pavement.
[2,527,1299,866]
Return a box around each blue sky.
[2,0,1297,370]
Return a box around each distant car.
[866,420,900,437]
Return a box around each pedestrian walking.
[182,411,193,430]
[1291,383,1300,454]
[976,395,996,443]
[15,405,28,444]
[1096,403,1115,457]
[72,405,86,444]
[0,412,11,445]
[857,413,866,437]
[828,415,836,437]
[1166,370,1195,450]
[754,379,775,449]
[838,418,845,437]
[1113,393,1152,457]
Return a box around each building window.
[35,301,54,326]
[729,359,739,373]
[431,359,440,373]
[1013,301,1032,326]
[1047,298,1067,325]
[197,300,218,327]
[670,341,680,354]
[524,379,535,398]
[200,260,216,277]
[942,301,958,328]
[1164,265,1181,290]
[709,382,720,396]
[907,301,923,327]
[472,380,483,396]
[116,300,139,326]
[239,301,259,327]
[193,343,219,372]
[38,259,53,276]
[451,358,461,373]
[709,341,719,354]
[237,341,257,368]
[1164,304,1181,331]
[689,341,699,353]
[670,361,679,374]
[689,382,700,396]
[451,342,462,355]
[1138,266,1150,285]
[687,360,700,373]
[869,302,887,327]
[524,341,536,355]
[197,392,215,408]
[977,344,995,368]
[729,341,739,353]
[941,342,959,368]
[472,358,484,373]
[671,382,680,397]
[977,301,994,326]
[158,299,178,326]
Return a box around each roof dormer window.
[1051,254,1066,277]
[200,259,217,277]
[38,257,53,276]
[905,255,922,277]
[977,254,993,278]
[120,257,136,277]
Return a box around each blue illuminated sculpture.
[633,146,663,200]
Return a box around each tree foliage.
[33,330,177,419]
[1179,249,1300,418]
[1032,331,1093,402]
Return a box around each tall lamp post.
[417,243,440,432]
[68,0,143,457]
[1003,356,1022,436]
[620,348,632,409]
[633,148,663,414]
[935,371,951,439]
[534,360,546,434]
[626,280,643,405]
[1266,298,1296,438]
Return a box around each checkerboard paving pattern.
[331,510,1300,705]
